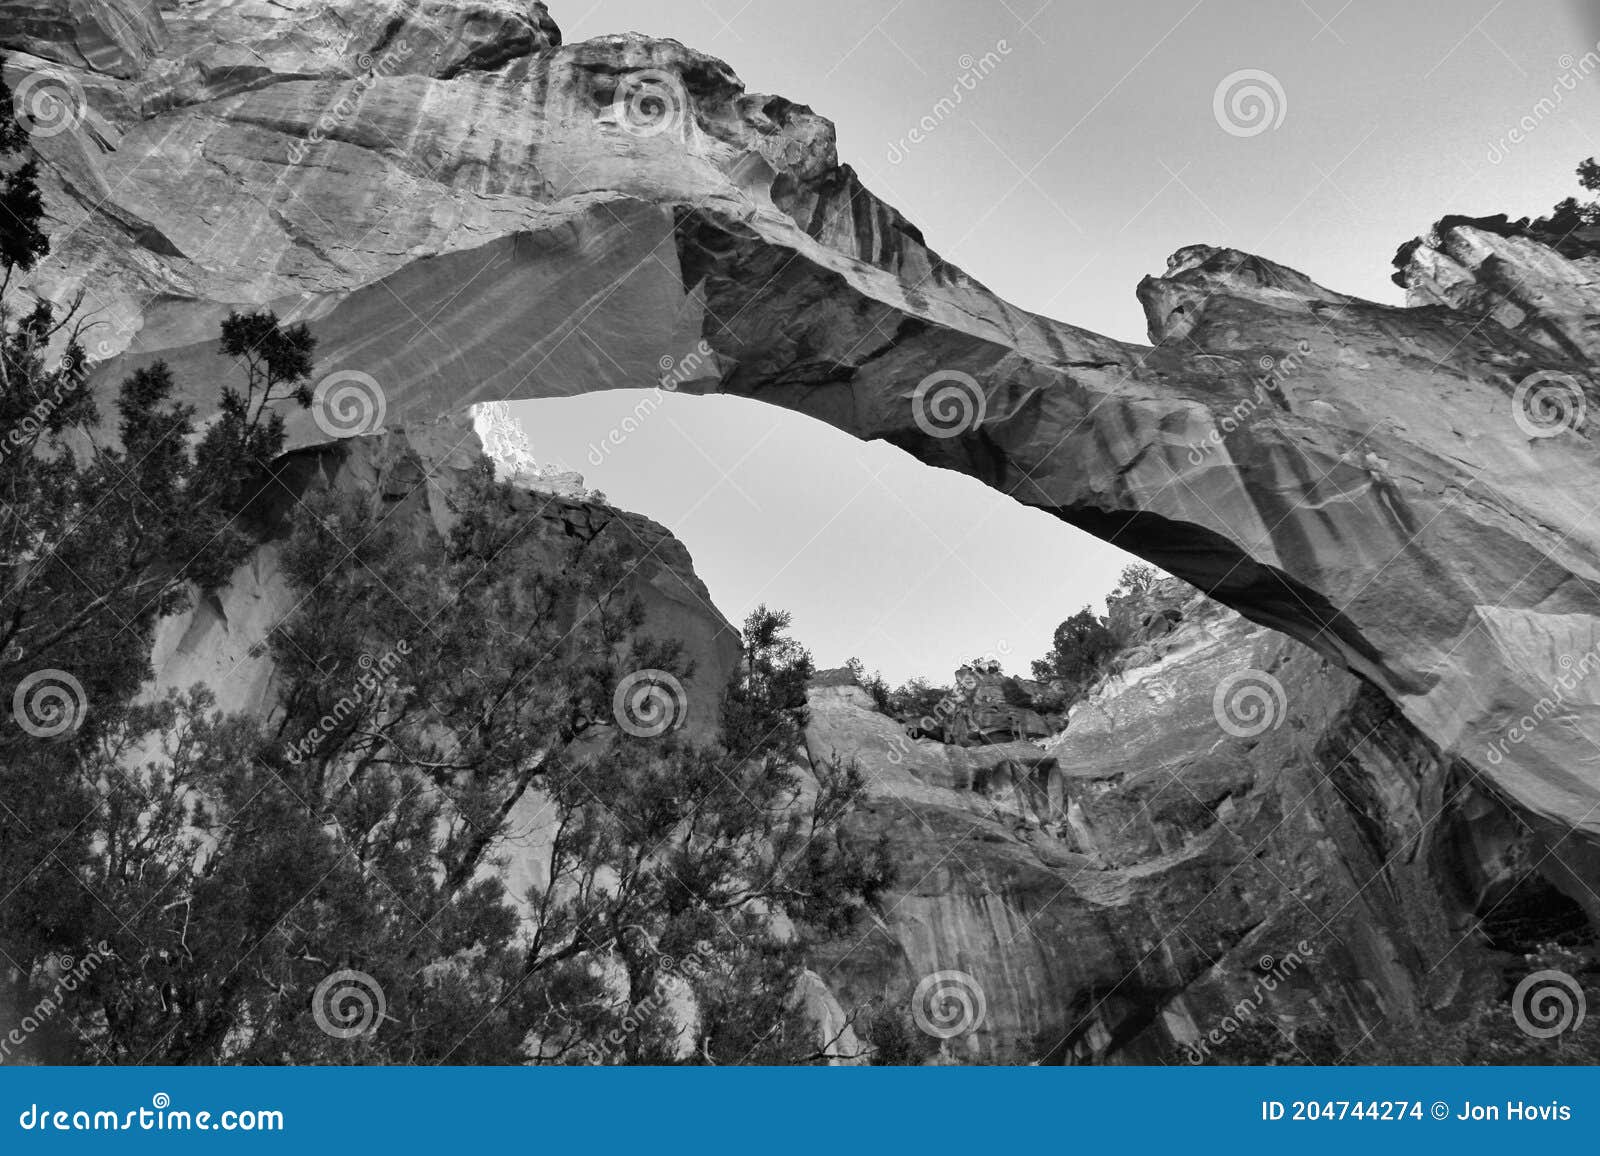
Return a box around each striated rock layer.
[6,0,1600,1060]
[809,581,1590,1063]
[9,0,1600,848]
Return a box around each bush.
[1029,607,1120,704]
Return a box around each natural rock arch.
[12,0,1600,843]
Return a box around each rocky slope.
[805,580,1597,1063]
[5,0,1600,1061]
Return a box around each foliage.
[0,55,49,280]
[0,103,885,1064]
[1114,562,1159,595]
[1532,156,1600,234]
[845,656,894,714]
[1028,606,1120,702]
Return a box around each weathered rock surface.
[148,412,740,743]
[8,0,1600,1063]
[809,581,1588,1063]
[10,0,1600,850]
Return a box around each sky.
[511,0,1600,685]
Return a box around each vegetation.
[1028,607,1119,700]
[1114,562,1159,595]
[1530,156,1600,235]
[0,98,890,1064]
[1211,946,1599,1066]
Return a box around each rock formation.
[6,0,1600,1061]
[806,580,1593,1063]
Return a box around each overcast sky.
[512,0,1600,685]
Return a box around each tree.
[1115,562,1159,595]
[1528,157,1600,235]
[1029,607,1119,700]
[0,54,50,283]
[0,97,887,1064]
[1,450,890,1063]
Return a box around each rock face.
[809,580,1585,1063]
[148,412,740,745]
[10,0,1600,850]
[7,0,1600,1061]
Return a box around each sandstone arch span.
[11,0,1600,840]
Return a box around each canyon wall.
[5,0,1600,1061]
